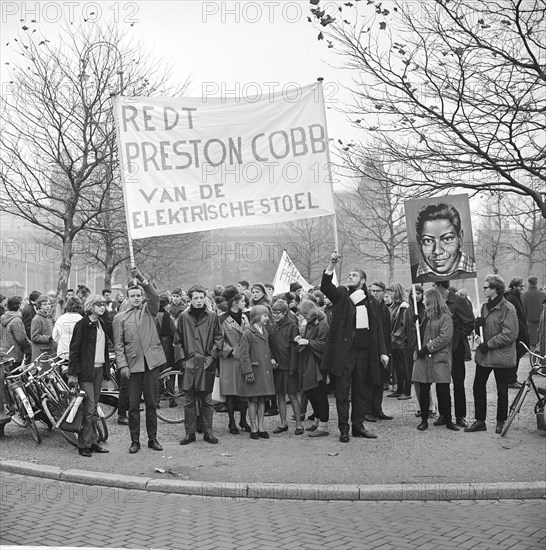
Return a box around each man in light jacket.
[113,267,166,454]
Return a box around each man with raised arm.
[321,251,389,442]
[113,267,166,454]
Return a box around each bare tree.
[335,151,409,284]
[474,194,512,274]
[309,0,546,217]
[282,217,334,284]
[0,23,188,297]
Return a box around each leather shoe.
[239,421,251,433]
[495,421,505,434]
[264,408,279,416]
[258,431,270,439]
[117,416,129,425]
[148,439,163,451]
[339,432,350,443]
[129,441,140,454]
[250,431,259,440]
[78,448,92,457]
[464,420,487,432]
[417,421,428,431]
[363,414,377,423]
[387,392,402,398]
[375,412,393,420]
[433,415,445,426]
[445,421,460,432]
[352,427,378,439]
[228,422,240,435]
[204,433,218,444]
[273,425,289,434]
[180,433,196,445]
[456,417,468,428]
[295,427,304,435]
[90,444,109,453]
[306,424,318,432]
[397,394,412,400]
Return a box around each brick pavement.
[1,473,545,549]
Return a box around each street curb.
[1,459,545,501]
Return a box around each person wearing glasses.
[68,294,113,457]
[465,275,518,435]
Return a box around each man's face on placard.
[419,218,463,275]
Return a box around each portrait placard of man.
[405,195,477,284]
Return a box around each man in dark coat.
[21,290,41,339]
[177,284,223,445]
[504,277,529,388]
[320,252,389,442]
[432,281,475,427]
[367,281,393,421]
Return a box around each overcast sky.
[0,1,356,141]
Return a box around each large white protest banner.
[273,250,313,295]
[112,83,336,240]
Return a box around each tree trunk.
[56,236,73,299]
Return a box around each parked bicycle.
[501,343,546,437]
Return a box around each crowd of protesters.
[1,264,545,456]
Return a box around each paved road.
[1,473,545,549]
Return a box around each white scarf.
[350,289,369,329]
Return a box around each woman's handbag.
[212,376,225,403]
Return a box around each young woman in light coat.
[412,288,458,432]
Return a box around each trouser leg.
[200,391,214,433]
[472,365,492,421]
[493,368,510,422]
[436,382,452,422]
[452,343,467,418]
[128,371,144,442]
[142,365,159,441]
[351,349,370,428]
[184,389,197,435]
[418,383,431,420]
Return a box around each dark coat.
[269,315,299,373]
[156,310,176,367]
[30,310,56,361]
[0,311,31,363]
[21,302,37,339]
[379,300,392,354]
[504,289,530,358]
[176,307,223,392]
[445,290,475,352]
[298,311,329,392]
[238,324,275,397]
[320,271,387,383]
[412,313,453,384]
[68,314,112,382]
[475,297,518,368]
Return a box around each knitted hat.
[222,285,239,307]
[289,281,302,292]
[251,283,267,296]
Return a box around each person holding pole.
[320,251,389,442]
[432,281,475,428]
[113,267,166,454]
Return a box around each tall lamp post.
[81,41,126,288]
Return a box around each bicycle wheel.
[59,428,78,447]
[501,384,528,436]
[98,392,118,420]
[157,370,184,424]
[95,417,108,442]
[27,416,42,444]
[41,397,64,426]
